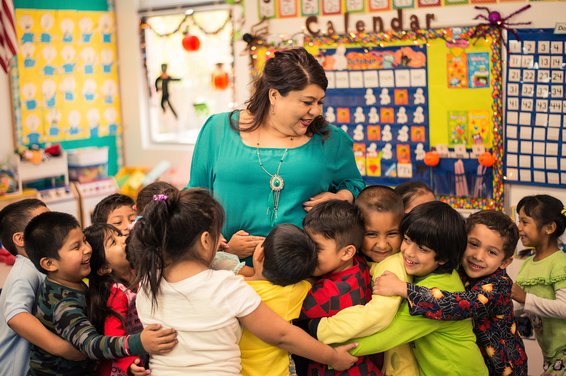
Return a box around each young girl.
[130,188,358,375]
[86,224,148,376]
[511,195,566,375]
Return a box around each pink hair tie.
[153,194,168,202]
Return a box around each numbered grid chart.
[505,30,566,187]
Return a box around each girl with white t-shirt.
[131,188,358,375]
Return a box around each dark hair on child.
[85,223,127,334]
[395,181,435,210]
[136,182,178,214]
[130,188,224,308]
[356,185,404,220]
[401,201,466,274]
[0,198,47,256]
[25,212,81,274]
[303,200,364,251]
[466,210,519,259]
[232,47,329,139]
[91,193,135,224]
[516,194,566,241]
[262,224,317,286]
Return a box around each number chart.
[504,29,566,187]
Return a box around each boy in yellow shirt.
[239,224,317,376]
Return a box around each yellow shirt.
[239,280,311,376]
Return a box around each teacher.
[188,47,365,264]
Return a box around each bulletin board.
[504,28,566,188]
[303,27,503,210]
[9,0,123,175]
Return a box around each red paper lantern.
[182,35,201,52]
[424,151,440,167]
[478,152,496,167]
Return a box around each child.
[375,210,528,375]
[310,186,418,376]
[25,211,178,375]
[135,182,178,215]
[298,199,381,375]
[240,223,317,376]
[85,223,147,376]
[92,193,137,236]
[334,201,488,375]
[511,195,566,374]
[130,188,358,374]
[394,180,435,213]
[0,199,83,375]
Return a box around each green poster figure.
[155,63,181,119]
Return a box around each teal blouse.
[188,111,364,244]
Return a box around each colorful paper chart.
[504,28,566,188]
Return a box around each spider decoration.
[471,5,532,42]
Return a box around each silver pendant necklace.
[256,137,290,224]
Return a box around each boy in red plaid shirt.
[295,200,381,376]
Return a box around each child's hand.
[329,342,358,371]
[218,235,229,251]
[373,271,407,297]
[511,283,526,304]
[140,324,178,355]
[129,358,151,375]
[227,230,264,258]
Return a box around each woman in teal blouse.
[188,48,365,264]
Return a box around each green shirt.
[516,251,566,359]
[188,111,364,246]
[351,270,488,376]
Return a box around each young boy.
[345,201,489,375]
[298,200,381,375]
[240,224,317,376]
[24,211,177,374]
[375,210,528,375]
[0,199,83,375]
[92,193,137,236]
[311,185,418,375]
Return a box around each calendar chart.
[504,29,566,187]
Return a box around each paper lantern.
[182,35,200,52]
[424,151,440,167]
[478,152,496,167]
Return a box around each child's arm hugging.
[53,296,177,359]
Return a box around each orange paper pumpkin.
[478,152,496,167]
[424,151,440,167]
[182,35,201,51]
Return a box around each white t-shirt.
[136,269,261,376]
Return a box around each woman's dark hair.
[394,180,435,211]
[0,198,47,256]
[262,224,317,286]
[516,195,566,241]
[230,47,329,138]
[130,188,225,309]
[303,200,365,251]
[466,210,519,259]
[85,223,127,333]
[401,201,466,274]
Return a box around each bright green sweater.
[352,270,488,376]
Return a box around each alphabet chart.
[504,29,566,187]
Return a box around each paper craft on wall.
[303,27,503,210]
[504,28,566,188]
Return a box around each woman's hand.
[303,190,354,212]
[373,271,407,298]
[140,324,177,355]
[511,283,526,304]
[227,230,264,258]
[329,343,359,371]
